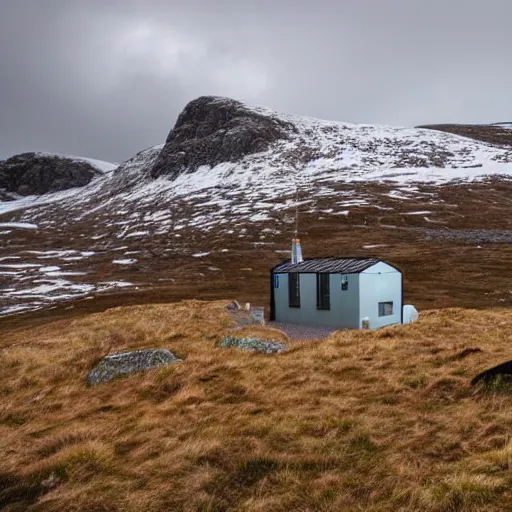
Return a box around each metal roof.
[273,257,381,274]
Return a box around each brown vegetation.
[3,177,512,334]
[419,124,512,147]
[2,301,512,510]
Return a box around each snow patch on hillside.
[0,222,38,230]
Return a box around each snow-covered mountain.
[0,151,117,201]
[1,96,512,317]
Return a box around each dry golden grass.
[2,301,512,511]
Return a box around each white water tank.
[403,305,419,324]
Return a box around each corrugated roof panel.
[273,257,381,274]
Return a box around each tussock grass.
[2,301,512,510]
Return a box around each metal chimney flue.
[291,238,303,264]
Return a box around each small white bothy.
[270,256,403,330]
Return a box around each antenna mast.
[294,180,299,239]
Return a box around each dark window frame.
[317,273,331,310]
[288,273,301,308]
[378,301,394,317]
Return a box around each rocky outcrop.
[87,349,181,385]
[0,152,103,198]
[151,96,295,179]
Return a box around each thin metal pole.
[294,180,299,240]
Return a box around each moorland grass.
[1,301,512,511]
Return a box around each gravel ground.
[227,309,338,341]
[269,322,337,341]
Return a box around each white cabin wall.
[273,272,360,328]
[359,263,402,329]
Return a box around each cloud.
[0,0,511,162]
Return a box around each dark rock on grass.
[0,152,103,197]
[221,337,286,354]
[88,349,181,385]
[471,359,512,386]
[151,96,295,179]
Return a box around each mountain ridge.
[151,96,295,179]
[1,96,512,318]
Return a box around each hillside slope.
[2,302,512,511]
[1,96,512,318]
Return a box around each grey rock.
[226,300,242,310]
[87,349,181,385]
[0,152,102,198]
[151,96,296,180]
[221,337,286,354]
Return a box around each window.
[378,302,394,317]
[317,273,330,310]
[288,273,300,307]
[341,275,348,291]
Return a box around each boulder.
[151,96,296,179]
[87,349,181,385]
[221,337,286,354]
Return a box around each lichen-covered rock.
[221,337,286,354]
[150,96,295,179]
[87,349,181,385]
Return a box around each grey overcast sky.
[1,0,511,163]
